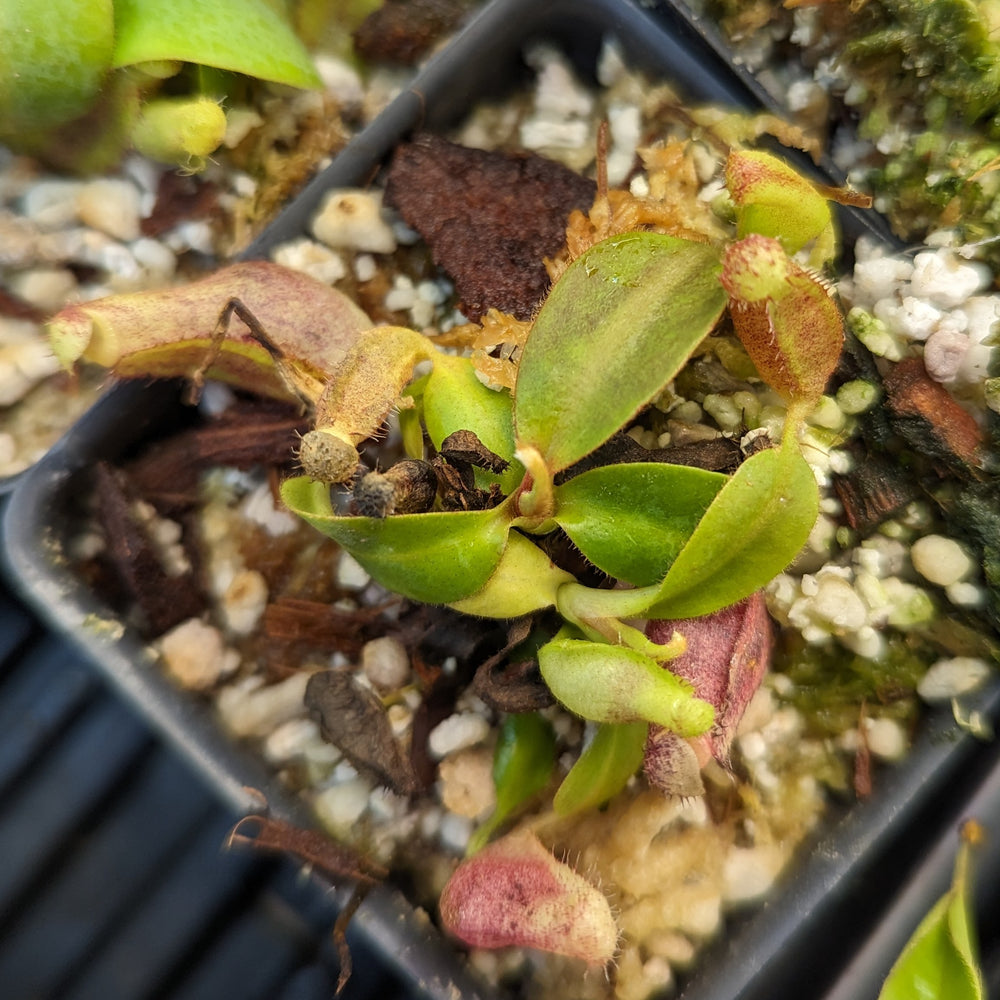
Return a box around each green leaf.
[468,713,556,854]
[281,476,512,604]
[646,437,819,619]
[423,355,522,493]
[112,0,322,89]
[554,463,727,586]
[879,821,985,1000]
[514,232,726,473]
[0,0,114,137]
[553,722,648,817]
[424,356,514,456]
[447,531,576,619]
[538,636,714,734]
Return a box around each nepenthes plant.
[49,143,868,962]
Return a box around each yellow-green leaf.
[554,463,726,586]
[538,637,714,734]
[281,476,512,604]
[647,437,819,619]
[448,532,575,619]
[514,232,725,473]
[112,0,322,89]
[726,149,836,267]
[879,820,985,1000]
[0,0,114,136]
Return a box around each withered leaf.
[227,813,388,884]
[263,597,386,656]
[883,357,985,472]
[228,812,387,995]
[93,462,205,636]
[352,460,438,518]
[431,455,502,511]
[472,617,555,713]
[832,451,919,532]
[305,669,419,796]
[556,430,744,483]
[438,429,510,474]
[125,398,308,510]
[353,0,472,65]
[140,170,220,238]
[384,134,596,321]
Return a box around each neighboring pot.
[2,1,997,998]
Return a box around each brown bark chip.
[882,358,984,471]
[353,0,471,65]
[384,134,596,321]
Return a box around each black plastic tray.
[818,738,1000,1000]
[2,0,991,997]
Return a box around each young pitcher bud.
[644,591,771,793]
[298,428,361,484]
[725,149,835,266]
[131,96,228,170]
[440,828,618,965]
[721,235,844,416]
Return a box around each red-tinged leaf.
[440,828,619,964]
[721,235,844,414]
[642,728,705,797]
[48,260,370,402]
[646,591,772,769]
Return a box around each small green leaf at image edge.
[878,820,985,1000]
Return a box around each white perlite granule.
[910,535,975,588]
[311,189,398,254]
[917,657,992,703]
[362,636,411,691]
[158,618,241,690]
[428,712,491,759]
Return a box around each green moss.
[777,634,927,738]
[952,483,1000,635]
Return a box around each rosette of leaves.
[276,152,850,811]
[49,148,854,818]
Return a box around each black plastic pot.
[2,0,995,998]
[817,737,1000,1000]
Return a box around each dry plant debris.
[384,133,596,320]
